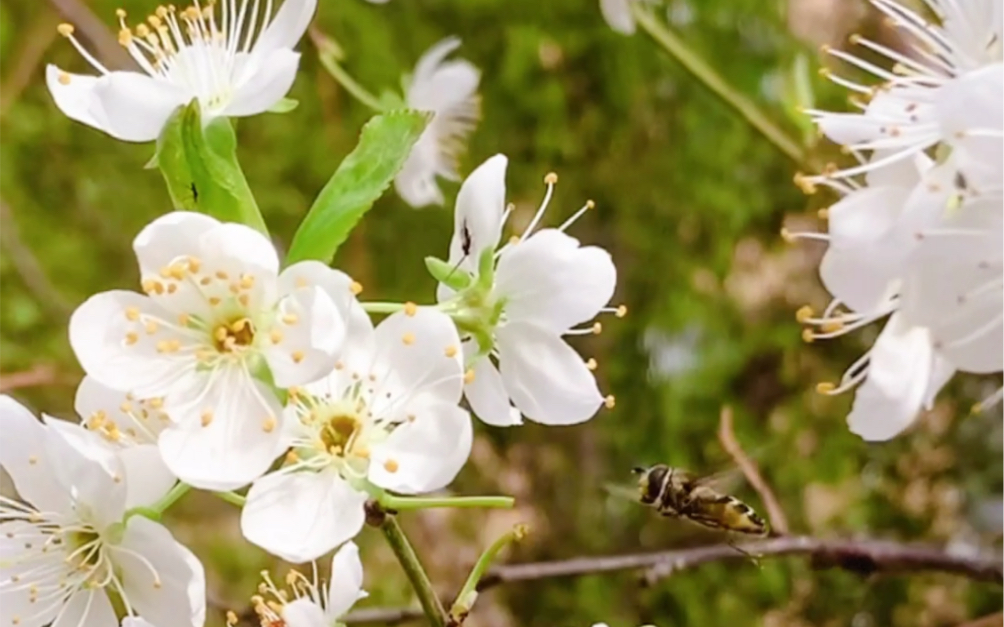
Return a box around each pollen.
[282,313,298,325]
[209,297,221,306]
[404,302,418,316]
[509,235,520,245]
[226,611,238,626]
[57,23,75,36]
[815,382,836,394]
[586,358,598,371]
[604,395,616,409]
[544,172,558,185]
[444,345,458,358]
[291,351,304,363]
[615,305,627,318]
[215,271,228,280]
[401,332,416,346]
[186,256,201,273]
[144,320,159,334]
[57,71,71,85]
[464,368,475,384]
[125,332,139,345]
[585,199,596,210]
[780,227,796,243]
[270,329,283,344]
[201,410,213,427]
[262,416,277,433]
[383,459,399,473]
[801,329,816,343]
[334,360,344,370]
[27,455,37,465]
[177,313,190,325]
[350,281,363,295]
[239,274,255,289]
[591,322,602,334]
[817,207,830,219]
[795,305,813,323]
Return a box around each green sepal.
[286,109,432,265]
[268,97,299,113]
[425,255,472,291]
[155,100,268,235]
[476,247,496,288]
[378,89,407,111]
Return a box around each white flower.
[0,395,205,627]
[69,212,351,490]
[437,155,619,427]
[394,37,481,208]
[46,0,317,142]
[600,0,636,35]
[252,542,367,627]
[241,306,471,563]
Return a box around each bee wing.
[603,482,641,503]
[690,444,773,491]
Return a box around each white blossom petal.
[600,0,636,35]
[133,212,222,278]
[241,469,367,563]
[281,599,329,627]
[0,396,68,514]
[447,154,507,265]
[226,49,302,117]
[45,65,105,131]
[464,353,522,426]
[262,285,345,387]
[495,229,616,332]
[325,541,367,619]
[496,322,603,425]
[157,368,285,490]
[369,403,472,493]
[88,71,189,142]
[847,315,935,441]
[52,590,116,627]
[116,516,206,627]
[117,445,177,511]
[250,0,317,57]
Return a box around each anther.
[125,332,139,345]
[615,305,627,318]
[604,395,616,409]
[544,172,558,185]
[444,345,458,358]
[585,199,595,210]
[801,329,815,343]
[291,351,304,364]
[270,330,283,344]
[383,459,399,473]
[586,358,598,371]
[592,322,602,334]
[58,71,71,85]
[262,416,277,433]
[201,410,213,427]
[464,369,475,384]
[282,313,298,325]
[350,281,363,295]
[795,305,813,323]
[401,332,416,346]
[57,23,75,37]
[404,302,418,316]
[780,227,795,243]
[815,382,836,394]
[817,207,829,220]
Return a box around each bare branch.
[0,365,69,393]
[717,405,790,535]
[955,613,1003,627]
[477,536,1002,589]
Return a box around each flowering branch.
[474,537,1003,589]
[717,406,790,535]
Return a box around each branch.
[476,536,1002,589]
[0,365,66,393]
[717,405,790,535]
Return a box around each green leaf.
[155,101,268,234]
[268,97,299,114]
[286,109,432,264]
[425,255,472,291]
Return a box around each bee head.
[634,464,668,505]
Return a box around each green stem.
[317,53,386,112]
[360,301,408,314]
[380,494,515,511]
[381,516,447,627]
[149,482,191,515]
[449,525,528,624]
[214,491,247,506]
[631,4,807,166]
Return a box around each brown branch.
[476,536,1002,589]
[45,0,135,69]
[956,613,1003,627]
[0,365,67,393]
[717,405,790,535]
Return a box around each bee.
[632,463,769,546]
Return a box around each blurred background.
[1,0,1001,625]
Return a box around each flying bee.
[632,463,769,559]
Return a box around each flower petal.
[226,48,302,117]
[936,63,1003,193]
[89,71,189,142]
[847,315,934,441]
[369,308,464,415]
[241,469,367,563]
[133,212,222,278]
[448,154,507,266]
[326,541,367,619]
[116,516,206,627]
[495,229,616,332]
[600,0,636,34]
[496,322,603,425]
[263,285,345,387]
[369,403,472,493]
[281,599,329,627]
[251,0,317,56]
[0,396,68,514]
[74,376,170,445]
[118,445,177,510]
[463,351,522,426]
[157,368,285,490]
[69,290,193,399]
[45,65,106,131]
[0,525,64,626]
[52,590,116,627]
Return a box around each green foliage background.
[0,0,1000,625]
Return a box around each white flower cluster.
[5,0,619,619]
[788,0,1002,440]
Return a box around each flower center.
[319,413,362,455]
[213,317,256,353]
